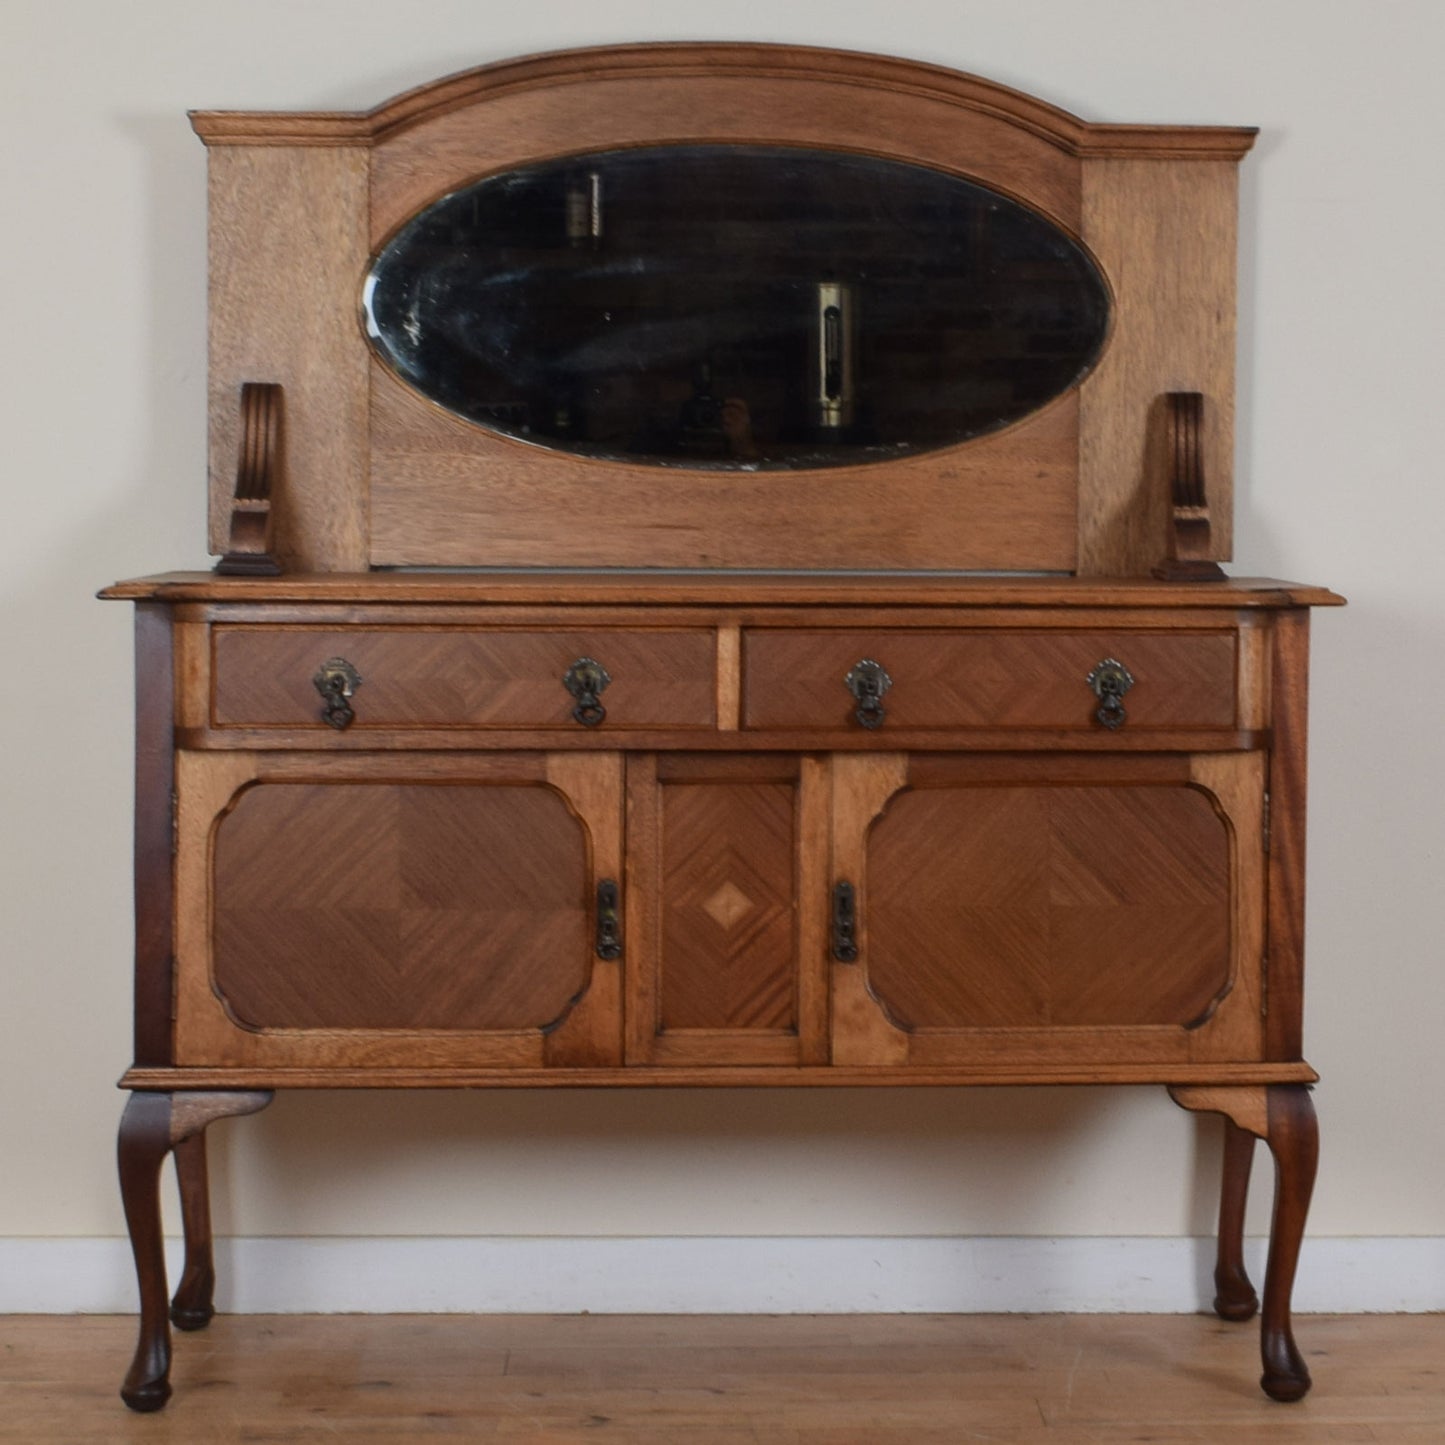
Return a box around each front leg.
[1168,1083,1319,1401]
[117,1090,272,1411]
[117,1093,177,1412]
[1258,1085,1319,1401]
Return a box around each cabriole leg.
[170,1131,216,1331]
[1168,1082,1319,1402]
[1214,1119,1259,1321]
[117,1093,176,1412]
[1258,1084,1319,1402]
[117,1089,272,1412]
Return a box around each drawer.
[211,626,717,729]
[741,629,1238,731]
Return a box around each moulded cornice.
[189,42,1258,160]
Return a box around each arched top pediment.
[191,42,1255,160]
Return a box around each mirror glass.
[364,145,1110,469]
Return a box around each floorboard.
[0,1314,1440,1442]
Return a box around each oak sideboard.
[106,43,1342,1411]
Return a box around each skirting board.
[3,1237,1442,1314]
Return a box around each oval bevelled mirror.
[363,145,1110,470]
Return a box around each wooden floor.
[1,1314,1441,1442]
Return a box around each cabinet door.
[174,752,622,1070]
[625,754,829,1066]
[830,753,1266,1071]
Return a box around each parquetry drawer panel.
[211,626,717,729]
[741,629,1238,731]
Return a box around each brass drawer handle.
[564,657,611,727]
[1087,657,1135,730]
[313,657,361,730]
[845,658,892,729]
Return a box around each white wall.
[3,0,1441,1307]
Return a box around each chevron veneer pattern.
[743,629,1236,729]
[212,627,716,728]
[867,784,1230,1029]
[213,782,589,1030]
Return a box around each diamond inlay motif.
[702,880,753,929]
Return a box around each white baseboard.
[3,1236,1441,1314]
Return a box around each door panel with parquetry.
[625,754,829,1066]
[212,780,589,1031]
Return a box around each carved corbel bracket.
[215,382,283,576]
[1152,391,1226,582]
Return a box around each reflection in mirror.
[364,146,1110,469]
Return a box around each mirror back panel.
[194,44,1254,574]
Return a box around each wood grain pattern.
[1258,1085,1319,1400]
[191,42,1257,158]
[1213,1116,1262,1321]
[173,752,620,1070]
[796,757,831,1066]
[829,754,911,1067]
[623,754,664,1064]
[1078,159,1240,573]
[122,1061,1320,1089]
[131,606,175,1068]
[744,627,1237,731]
[190,45,1258,577]
[364,58,1082,244]
[101,571,1347,610]
[1168,1083,1270,1139]
[866,783,1231,1030]
[627,756,816,1066]
[206,146,369,570]
[168,1132,217,1331]
[25,1313,1445,1442]
[368,378,1080,572]
[1188,751,1267,1047]
[111,47,1347,1408]
[1265,611,1312,1060]
[659,777,797,1032]
[214,382,282,576]
[1168,1083,1320,1400]
[211,625,717,729]
[211,781,590,1032]
[715,624,742,731]
[117,1091,272,1411]
[542,753,625,1068]
[832,752,1267,1070]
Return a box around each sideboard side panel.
[1265,610,1312,1060]
[132,604,175,1067]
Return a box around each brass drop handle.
[564,657,611,727]
[845,658,892,729]
[1087,657,1135,730]
[313,657,361,730]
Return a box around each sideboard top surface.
[102,572,1344,609]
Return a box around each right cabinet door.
[830,752,1267,1071]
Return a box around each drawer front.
[742,629,1237,731]
[212,627,717,729]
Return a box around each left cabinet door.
[174,751,623,1072]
